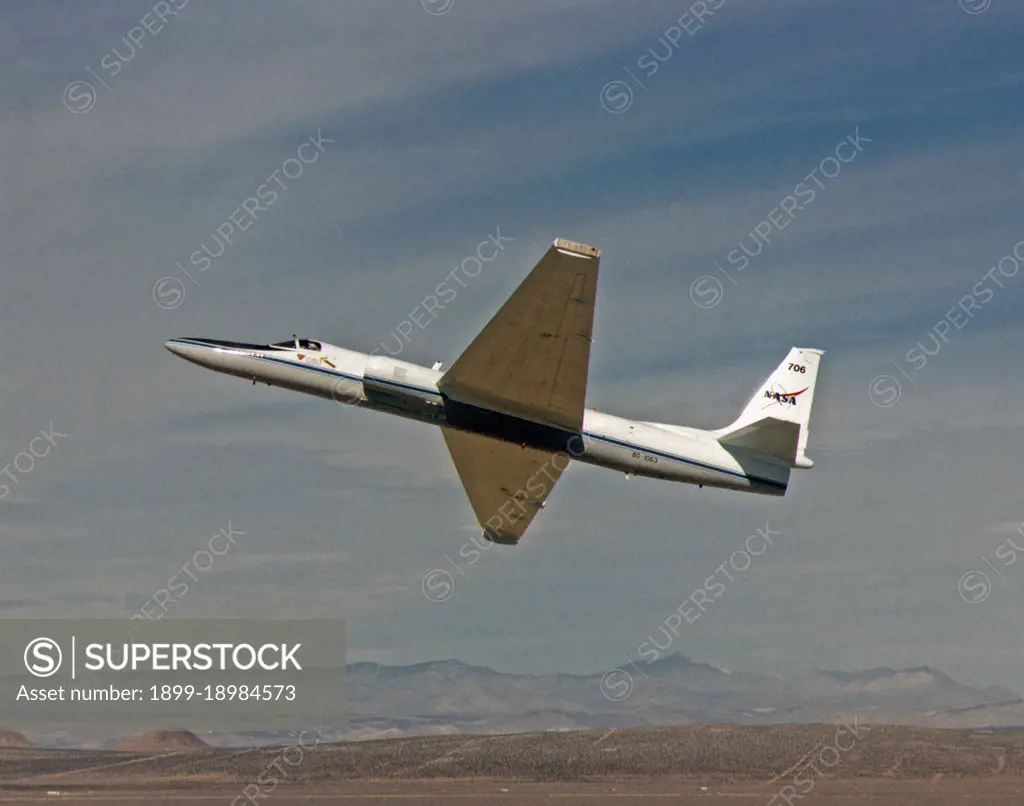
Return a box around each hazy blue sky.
[1,1,1023,694]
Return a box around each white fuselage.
[165,338,789,496]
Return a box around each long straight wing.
[441,427,566,545]
[438,238,599,432]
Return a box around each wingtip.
[482,528,520,546]
[553,238,600,259]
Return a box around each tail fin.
[713,347,824,469]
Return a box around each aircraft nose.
[165,338,255,375]
[164,339,188,358]
[164,338,212,365]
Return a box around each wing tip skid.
[553,237,600,259]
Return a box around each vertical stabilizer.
[714,348,824,468]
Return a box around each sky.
[1,0,1024,695]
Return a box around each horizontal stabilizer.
[717,417,810,468]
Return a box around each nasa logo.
[763,386,808,407]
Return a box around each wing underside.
[441,427,567,545]
[438,238,599,432]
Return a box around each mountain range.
[14,654,1024,748]
[339,653,1024,742]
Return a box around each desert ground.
[2,724,1024,804]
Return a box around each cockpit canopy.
[271,338,321,351]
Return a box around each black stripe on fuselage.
[583,431,787,492]
[181,338,290,352]
[441,398,581,455]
